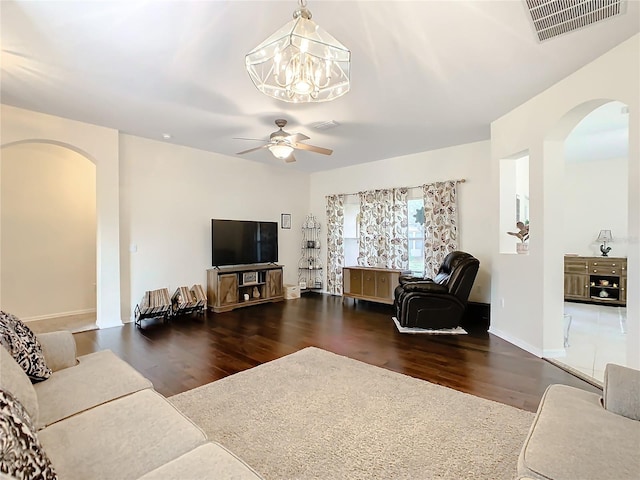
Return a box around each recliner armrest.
[399,274,431,285]
[603,363,640,421]
[36,331,78,372]
[402,282,448,294]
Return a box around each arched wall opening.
[489,35,639,373]
[542,99,632,376]
[0,105,122,329]
[1,141,97,322]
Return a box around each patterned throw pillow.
[0,312,52,382]
[0,389,58,480]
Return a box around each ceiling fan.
[235,119,333,163]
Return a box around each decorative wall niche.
[500,152,530,254]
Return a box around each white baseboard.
[489,327,567,358]
[23,308,96,322]
[488,327,544,358]
[543,348,567,358]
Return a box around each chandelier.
[245,0,351,103]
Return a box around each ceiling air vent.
[524,0,627,42]
[312,120,340,131]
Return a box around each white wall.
[564,157,628,257]
[0,106,311,324]
[119,135,310,320]
[490,34,639,368]
[1,143,96,319]
[309,140,492,304]
[1,105,121,328]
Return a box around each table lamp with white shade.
[596,230,613,257]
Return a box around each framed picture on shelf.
[281,213,291,229]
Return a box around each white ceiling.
[1,1,638,172]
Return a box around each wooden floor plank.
[73,293,600,411]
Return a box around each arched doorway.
[1,105,123,329]
[1,141,97,331]
[542,99,630,384]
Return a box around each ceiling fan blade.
[233,137,265,141]
[285,153,297,163]
[293,142,333,155]
[287,132,310,143]
[236,145,268,155]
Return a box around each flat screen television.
[211,219,278,267]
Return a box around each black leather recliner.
[393,251,479,329]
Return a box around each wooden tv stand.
[207,264,284,313]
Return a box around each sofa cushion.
[0,346,38,425]
[0,389,57,480]
[138,443,264,479]
[33,349,152,429]
[518,384,640,480]
[35,331,78,372]
[603,363,640,421]
[38,389,207,480]
[0,311,51,382]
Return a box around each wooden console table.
[564,256,626,306]
[342,266,408,305]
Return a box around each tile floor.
[553,302,627,385]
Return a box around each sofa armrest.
[603,363,640,421]
[402,281,448,294]
[36,331,78,372]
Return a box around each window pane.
[408,198,424,274]
[344,198,359,266]
[340,193,424,273]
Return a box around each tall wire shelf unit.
[298,214,323,291]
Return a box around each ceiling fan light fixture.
[268,143,294,159]
[245,0,350,103]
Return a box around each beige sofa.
[1,330,263,480]
[517,363,640,480]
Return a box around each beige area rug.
[170,347,534,480]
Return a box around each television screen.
[211,219,278,266]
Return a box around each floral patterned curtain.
[423,181,458,278]
[325,194,345,295]
[357,188,409,269]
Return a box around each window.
[343,196,359,267]
[407,195,425,274]
[343,190,425,274]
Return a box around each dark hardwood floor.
[73,293,600,412]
